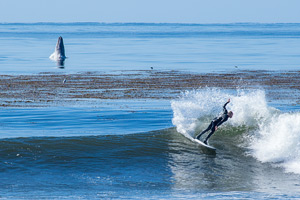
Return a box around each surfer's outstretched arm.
[223,99,230,114]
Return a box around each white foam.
[171,88,272,138]
[171,88,229,139]
[171,88,300,174]
[250,112,300,173]
[49,51,65,61]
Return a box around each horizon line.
[1,22,300,26]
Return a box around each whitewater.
[171,88,300,175]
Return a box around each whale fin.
[50,36,66,66]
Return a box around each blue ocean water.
[1,23,300,74]
[0,23,300,199]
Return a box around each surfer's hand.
[228,99,230,103]
[215,126,218,131]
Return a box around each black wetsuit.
[196,102,230,143]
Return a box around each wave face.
[171,88,300,174]
[2,128,300,199]
[0,132,175,199]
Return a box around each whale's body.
[50,36,66,66]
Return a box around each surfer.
[196,99,233,144]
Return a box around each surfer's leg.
[196,122,213,139]
[203,124,216,144]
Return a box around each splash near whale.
[49,36,66,66]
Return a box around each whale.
[49,36,66,66]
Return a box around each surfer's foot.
[196,134,202,140]
[203,140,207,145]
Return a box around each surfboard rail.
[193,138,216,151]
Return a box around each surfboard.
[193,138,216,151]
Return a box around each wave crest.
[171,88,272,138]
[171,88,300,174]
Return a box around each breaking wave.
[171,88,300,174]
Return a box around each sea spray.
[251,112,300,174]
[171,88,271,138]
[171,88,300,174]
[171,88,229,139]
[228,89,273,127]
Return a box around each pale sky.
[1,0,300,23]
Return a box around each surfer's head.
[228,111,233,118]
